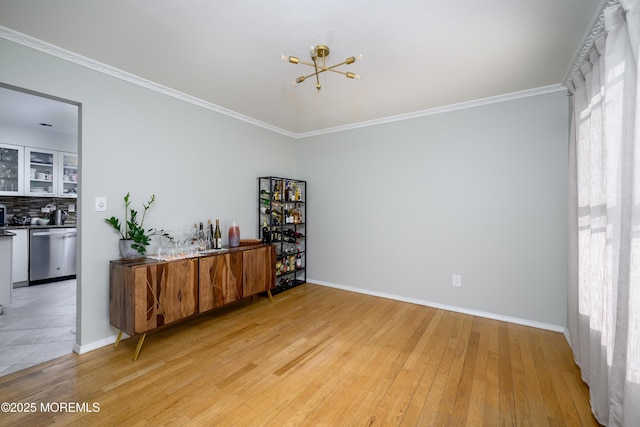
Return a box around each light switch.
[68,204,75,213]
[95,197,107,212]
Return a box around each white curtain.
[567,0,640,425]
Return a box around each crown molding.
[1,25,565,140]
[0,25,298,139]
[562,0,618,88]
[296,84,565,139]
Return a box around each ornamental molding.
[563,0,619,88]
[1,25,566,139]
[0,25,296,138]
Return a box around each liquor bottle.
[228,219,240,247]
[191,223,199,245]
[196,222,207,252]
[295,184,301,201]
[273,182,281,201]
[262,220,271,244]
[214,219,222,249]
[296,252,302,269]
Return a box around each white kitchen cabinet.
[58,151,78,198]
[24,147,57,197]
[0,143,25,196]
[0,233,13,311]
[12,228,28,285]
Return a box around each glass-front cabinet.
[58,152,78,198]
[0,143,24,195]
[25,147,57,197]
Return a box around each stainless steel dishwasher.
[29,227,77,284]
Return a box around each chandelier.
[282,45,362,91]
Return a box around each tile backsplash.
[0,196,77,225]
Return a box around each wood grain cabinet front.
[243,245,276,296]
[199,251,243,312]
[110,258,198,336]
[109,244,276,360]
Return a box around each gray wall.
[0,37,296,351]
[0,35,569,352]
[297,92,569,328]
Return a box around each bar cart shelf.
[258,176,306,295]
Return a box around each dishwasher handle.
[32,230,77,237]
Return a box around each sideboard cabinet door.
[199,251,243,312]
[243,245,276,297]
[132,258,198,333]
[110,258,198,335]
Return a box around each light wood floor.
[0,284,600,426]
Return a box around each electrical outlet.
[452,274,462,287]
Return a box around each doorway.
[0,83,80,376]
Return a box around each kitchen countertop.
[0,229,16,237]
[0,224,77,230]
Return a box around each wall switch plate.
[68,204,75,213]
[95,197,107,212]
[452,274,462,287]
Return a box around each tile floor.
[0,279,76,376]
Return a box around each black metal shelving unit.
[258,176,306,294]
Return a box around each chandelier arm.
[325,69,349,76]
[294,59,352,71]
[312,56,321,90]
[300,69,329,80]
[295,60,318,67]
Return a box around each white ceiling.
[0,0,603,137]
[0,85,78,136]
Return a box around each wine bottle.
[214,219,222,249]
[284,229,305,239]
[260,206,282,217]
[228,219,240,247]
[207,219,214,250]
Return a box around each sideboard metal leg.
[114,330,123,348]
[133,333,146,361]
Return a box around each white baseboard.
[73,332,130,355]
[74,281,569,354]
[308,279,568,334]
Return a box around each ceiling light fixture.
[282,45,362,91]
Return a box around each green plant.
[105,192,170,255]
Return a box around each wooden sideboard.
[109,244,276,359]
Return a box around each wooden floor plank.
[0,284,600,426]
